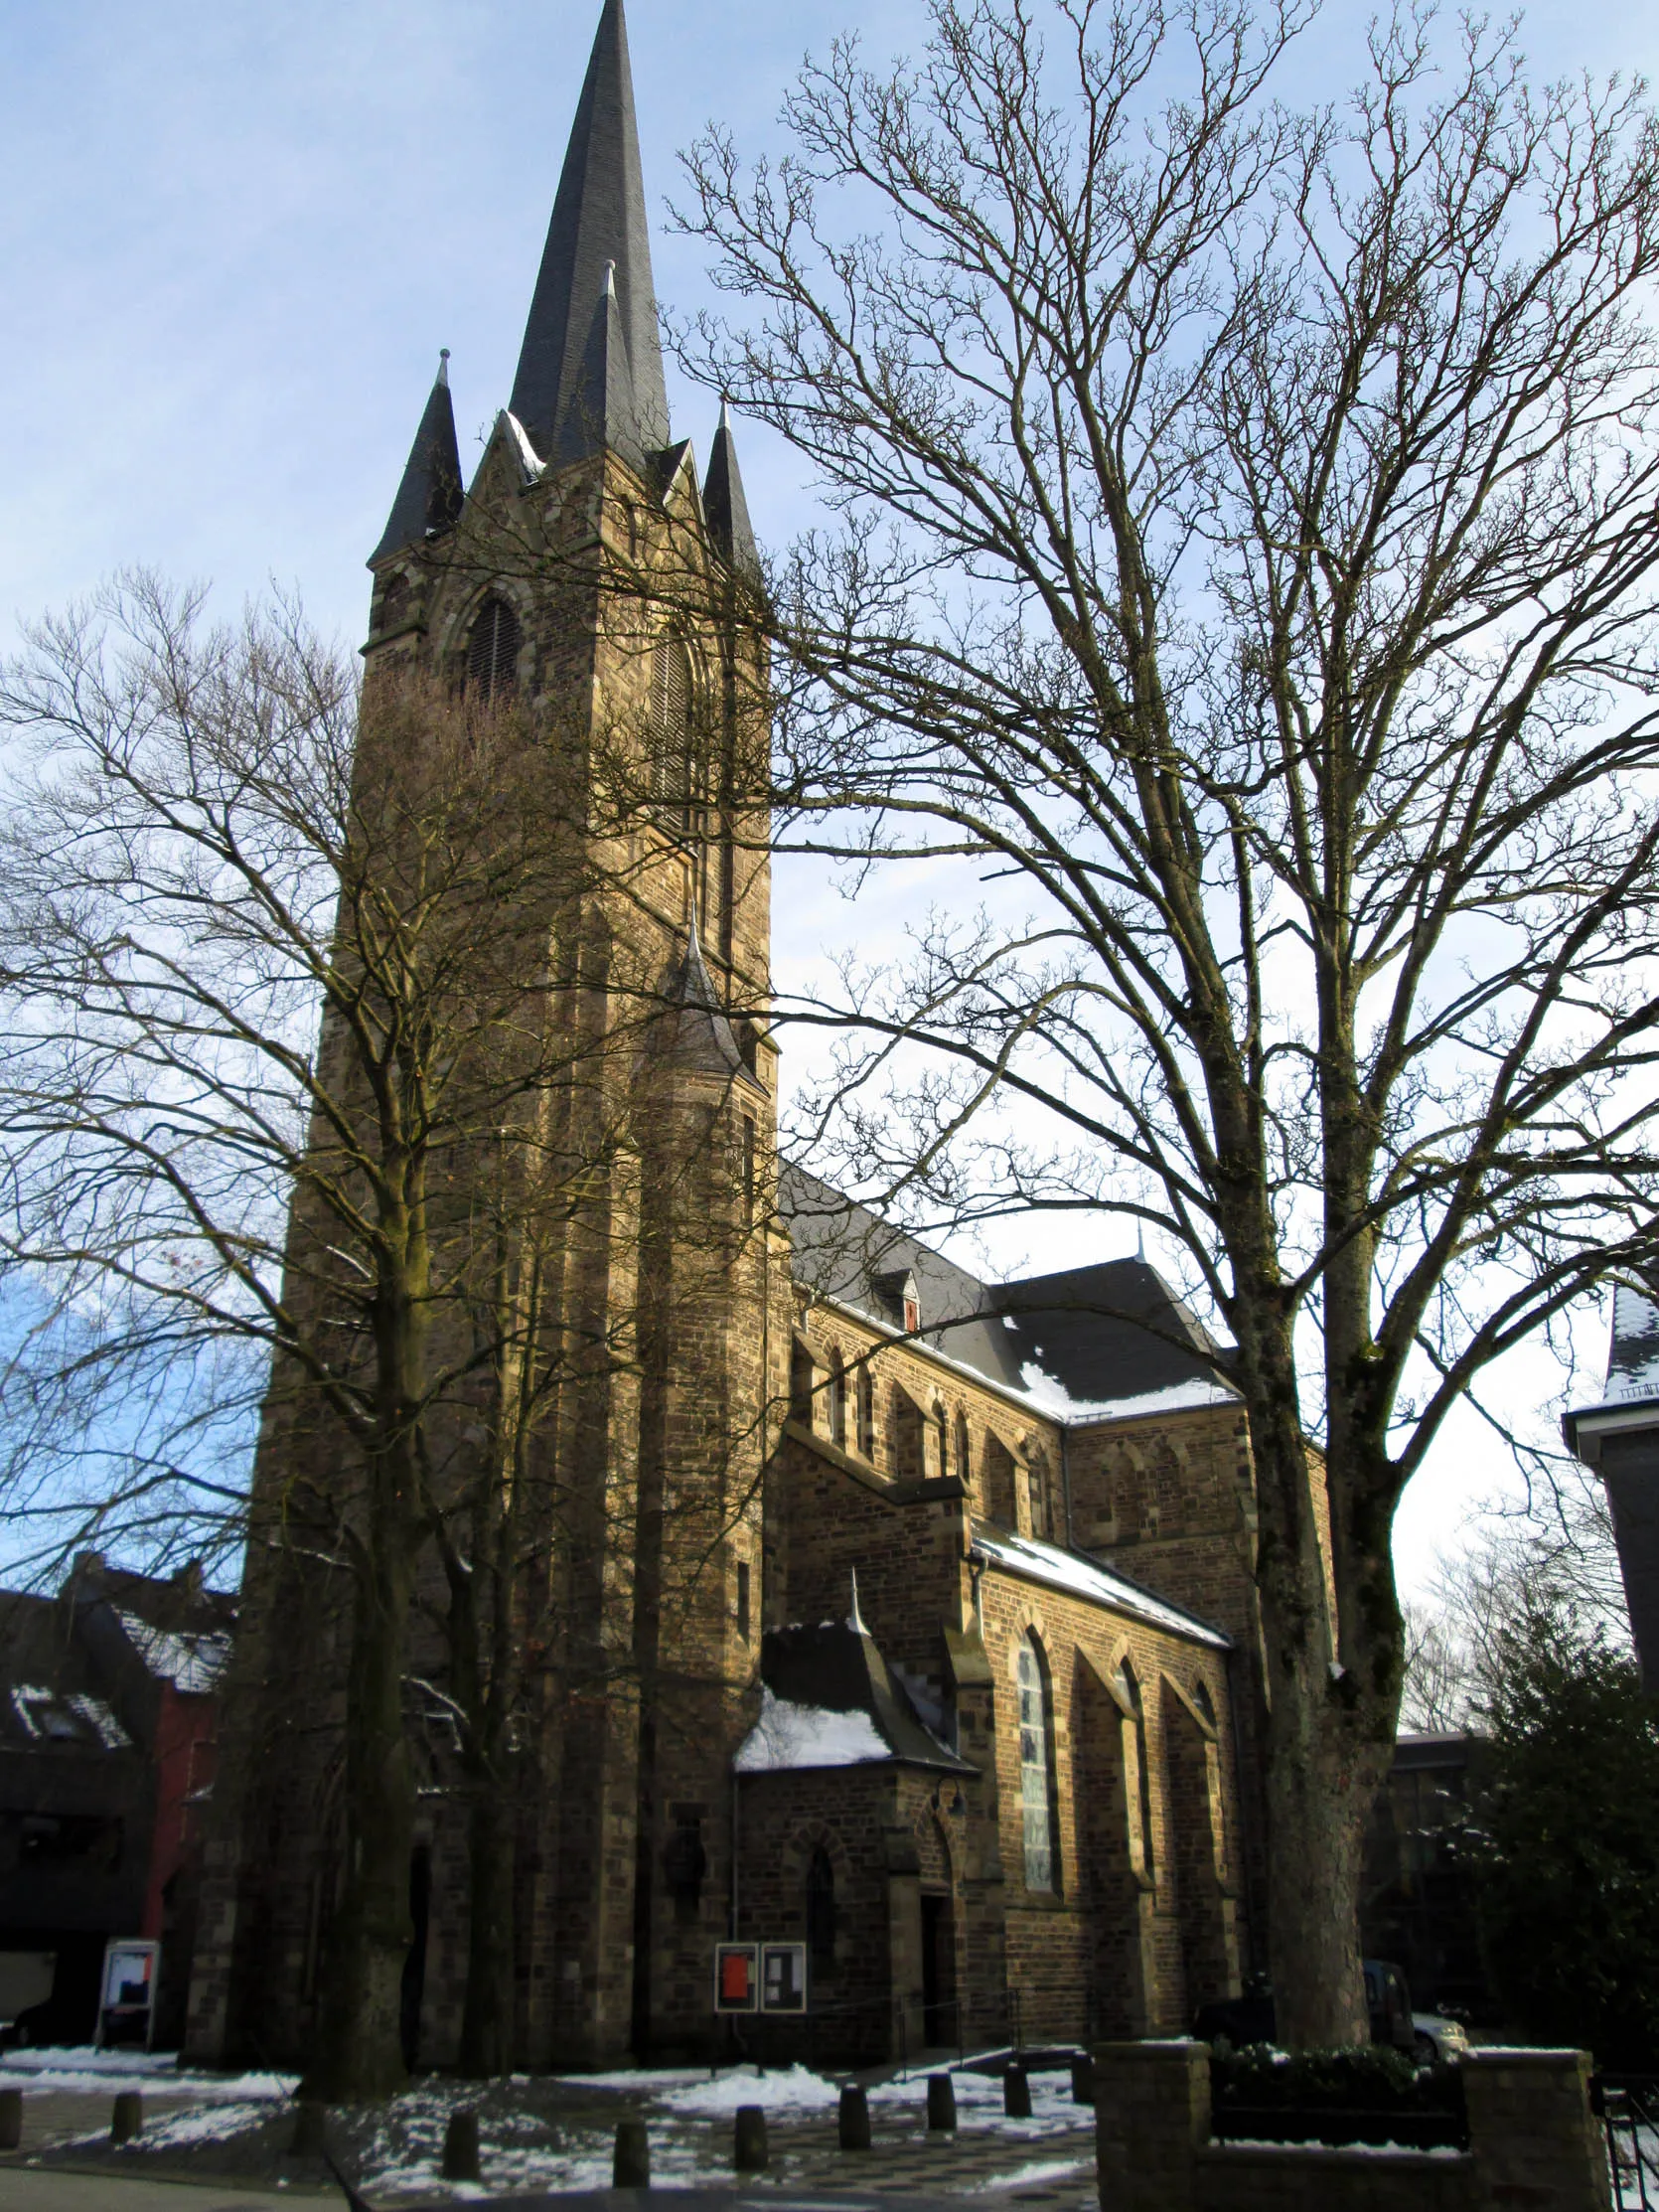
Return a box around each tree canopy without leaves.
[0,575,645,2091]
[676,0,1659,2041]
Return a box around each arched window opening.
[1117,1657,1154,1875]
[857,1366,876,1459]
[890,1385,926,1483]
[1017,1636,1057,1892]
[829,1351,848,1449]
[466,594,522,698]
[807,1846,836,1979]
[1027,1447,1053,1541]
[653,634,694,807]
[790,1338,816,1427]
[955,1410,972,1495]
[935,1403,950,1480]
[1192,1677,1216,1729]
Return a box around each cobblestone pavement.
[0,2063,1102,2209]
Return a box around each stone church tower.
[188,0,785,2068]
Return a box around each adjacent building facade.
[1566,1278,1659,1684]
[0,1557,229,2045]
[186,0,1283,2071]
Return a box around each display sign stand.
[94,1938,160,2051]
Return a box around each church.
[184,0,1273,2071]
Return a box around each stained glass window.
[1018,1636,1055,1891]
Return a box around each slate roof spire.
[510,0,671,463]
[369,350,464,566]
[702,397,760,576]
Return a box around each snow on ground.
[118,2102,274,2148]
[657,2064,843,2117]
[964,2156,1093,2191]
[0,2048,295,2099]
[868,2067,1083,2139]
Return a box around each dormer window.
[466,595,522,699]
[872,1268,920,1335]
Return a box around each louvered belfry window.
[466,595,522,698]
[653,635,693,806]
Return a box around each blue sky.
[2,0,1654,1594]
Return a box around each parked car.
[1195,1960,1418,2052]
[1412,2010,1469,2065]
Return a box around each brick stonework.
[1096,2041,1611,2212]
[187,192,1284,2079]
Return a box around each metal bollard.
[838,2083,871,2151]
[441,2108,481,2182]
[613,2116,651,2187]
[1070,2053,1095,2105]
[110,2090,143,2144]
[289,2101,328,2158]
[0,2088,21,2152]
[926,2073,957,2132]
[733,2104,769,2171]
[1003,2064,1031,2119]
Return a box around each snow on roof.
[971,1526,1230,1649]
[733,1686,891,1773]
[10,1682,131,1750]
[1015,1363,1238,1423]
[117,1613,229,1695]
[1603,1281,1659,1406]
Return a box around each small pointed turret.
[702,398,760,577]
[660,915,748,1078]
[369,351,464,566]
[555,261,642,471]
[511,0,671,462]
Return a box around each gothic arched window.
[653,634,693,806]
[807,1845,836,1978]
[829,1350,848,1449]
[466,594,522,698]
[857,1365,876,1459]
[1027,1446,1053,1540]
[1118,1657,1154,1875]
[955,1409,972,1493]
[1017,1635,1057,1892]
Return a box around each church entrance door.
[920,1891,955,2048]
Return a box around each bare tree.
[676,0,1659,2041]
[0,575,623,2093]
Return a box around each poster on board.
[762,1942,807,2013]
[713,1942,759,2012]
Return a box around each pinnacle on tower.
[661,916,748,1078]
[701,397,760,577]
[510,0,671,464]
[369,350,464,565]
[554,261,642,473]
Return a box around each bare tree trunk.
[458,1755,516,2077]
[301,1529,418,2098]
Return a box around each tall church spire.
[369,351,463,565]
[510,0,671,462]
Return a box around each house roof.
[971,1525,1231,1650]
[1563,1278,1659,1456]
[781,1164,1236,1422]
[0,1592,135,1756]
[735,1616,975,1775]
